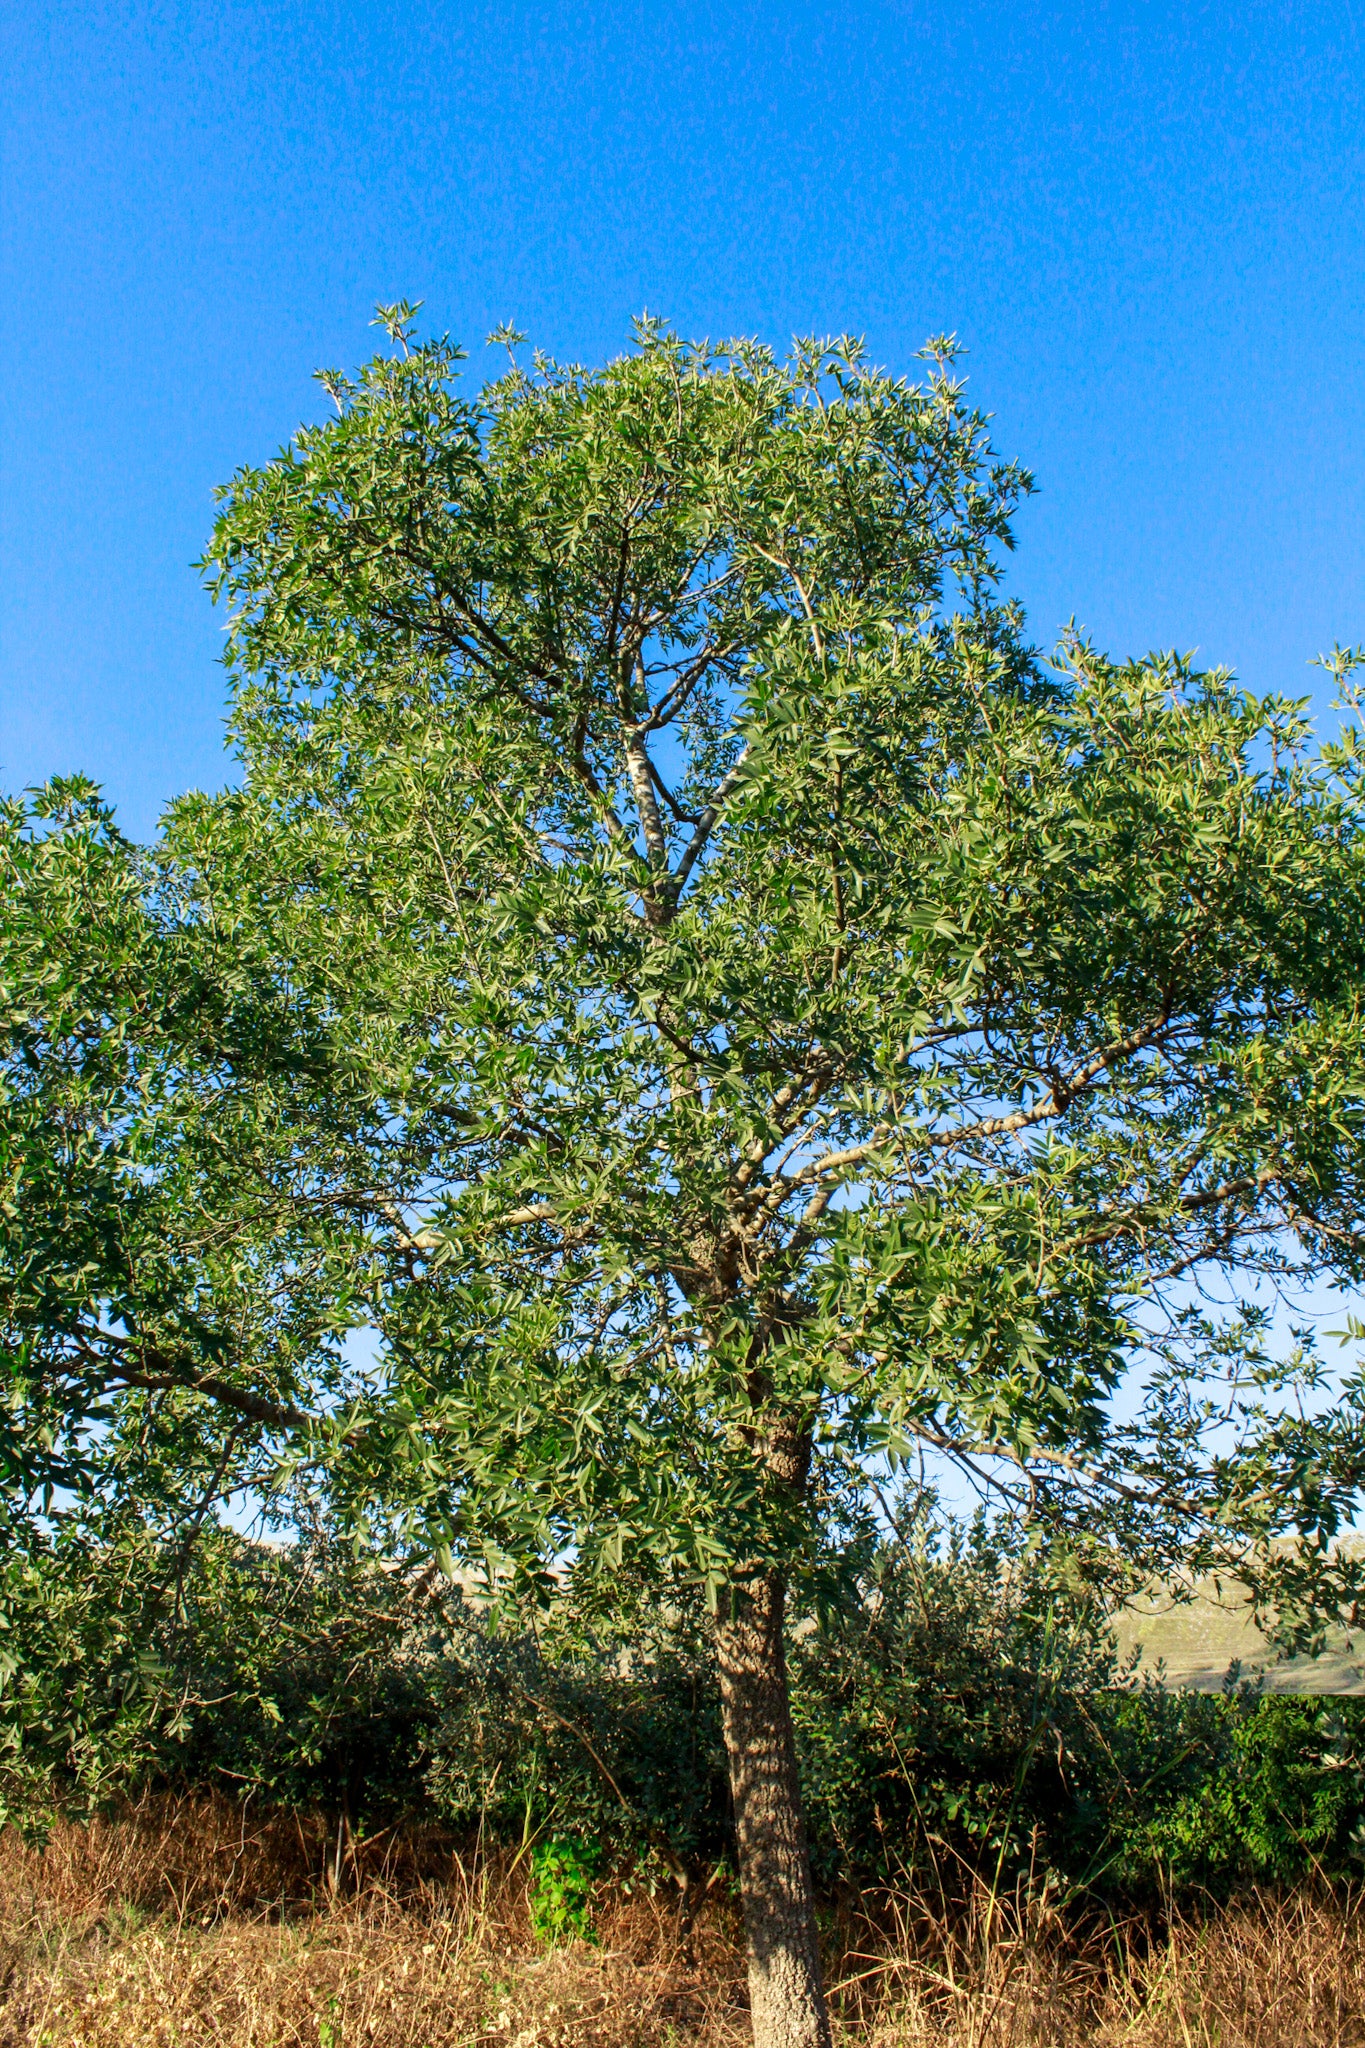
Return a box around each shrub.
[0,1521,169,1839]
[5,1506,1365,1908]
[527,1835,603,1945]
[1089,1690,1365,1891]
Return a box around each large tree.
[8,314,1365,2046]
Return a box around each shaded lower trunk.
[716,1572,832,2048]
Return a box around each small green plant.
[527,1834,601,1947]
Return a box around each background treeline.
[4,1507,1364,1905]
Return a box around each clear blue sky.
[3,0,1364,840]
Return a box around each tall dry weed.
[3,1799,1365,2046]
[836,1878,1365,2045]
[0,1796,746,2046]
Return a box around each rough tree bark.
[716,1570,832,2048]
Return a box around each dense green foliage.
[6,1513,1365,1901]
[527,1836,603,1946]
[7,318,1365,1629]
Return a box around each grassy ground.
[3,1798,1365,2046]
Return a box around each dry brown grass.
[3,1799,1365,2046]
[839,1880,1365,2045]
[0,1796,747,2047]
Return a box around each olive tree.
[9,313,1365,2047]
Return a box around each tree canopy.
[8,310,1365,2045]
[8,314,1364,1604]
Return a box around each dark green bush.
[1085,1689,1365,1890]
[787,1520,1365,1897]
[5,1508,1364,1904]
[152,1529,444,1829]
[0,1519,168,1836]
[0,1522,730,1863]
[788,1511,1125,1885]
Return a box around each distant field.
[1113,1580,1365,1693]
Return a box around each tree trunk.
[716,1572,832,2048]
